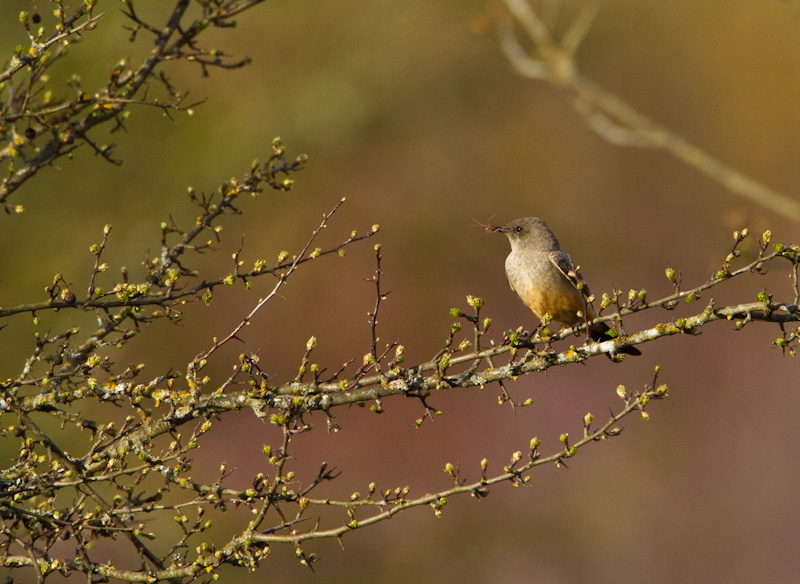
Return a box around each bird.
[489,217,641,357]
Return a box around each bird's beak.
[487,225,507,234]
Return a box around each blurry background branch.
[499,0,800,223]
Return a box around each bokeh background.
[2,1,800,582]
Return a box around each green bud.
[466,295,485,309]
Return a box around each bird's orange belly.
[518,283,585,325]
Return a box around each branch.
[0,1,270,209]
[3,222,797,581]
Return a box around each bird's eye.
[515,226,523,233]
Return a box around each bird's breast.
[505,251,586,325]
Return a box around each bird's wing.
[548,251,592,298]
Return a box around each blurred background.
[2,0,800,582]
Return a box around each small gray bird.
[490,217,640,356]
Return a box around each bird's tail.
[589,322,641,356]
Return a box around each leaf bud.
[466,295,485,309]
